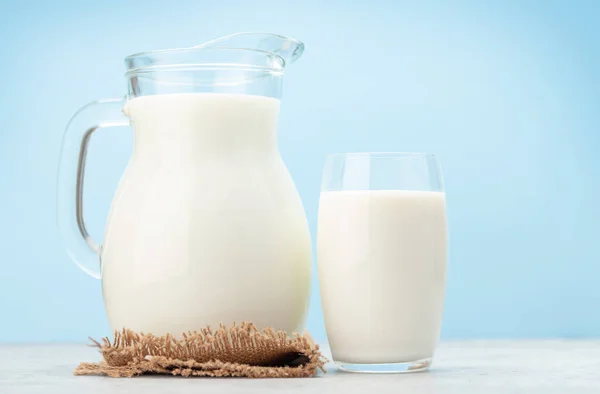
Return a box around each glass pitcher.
[57,33,312,335]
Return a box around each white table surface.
[1,341,599,394]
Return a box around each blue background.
[0,0,599,343]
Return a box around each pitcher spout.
[195,32,305,67]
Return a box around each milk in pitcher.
[100,93,312,335]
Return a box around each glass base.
[335,357,432,374]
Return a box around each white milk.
[318,190,447,363]
[100,93,312,336]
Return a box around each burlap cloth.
[75,322,327,378]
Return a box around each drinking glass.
[317,152,448,373]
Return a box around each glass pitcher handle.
[57,98,129,279]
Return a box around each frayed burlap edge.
[75,322,327,378]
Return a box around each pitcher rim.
[125,47,290,77]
